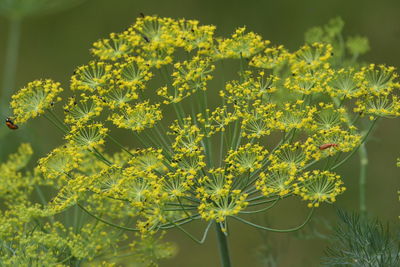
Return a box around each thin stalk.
[34,185,56,224]
[164,207,197,211]
[219,129,225,166]
[239,198,279,214]
[48,109,69,132]
[92,147,112,165]
[215,223,231,267]
[239,53,244,81]
[172,102,184,125]
[159,214,201,229]
[133,132,151,147]
[44,113,68,134]
[201,89,213,167]
[219,95,228,167]
[165,202,197,207]
[230,118,239,150]
[58,255,74,264]
[73,205,79,233]
[177,197,192,217]
[107,134,134,156]
[359,143,368,217]
[34,185,47,206]
[168,220,213,244]
[248,195,291,206]
[1,18,21,117]
[77,203,139,232]
[153,124,171,151]
[143,125,168,151]
[232,207,314,232]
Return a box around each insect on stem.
[319,143,338,150]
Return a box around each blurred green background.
[0,0,399,266]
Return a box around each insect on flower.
[319,143,338,150]
[142,35,150,43]
[5,117,18,130]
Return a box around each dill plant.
[323,210,400,267]
[4,15,400,266]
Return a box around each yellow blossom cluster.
[6,15,400,247]
[10,79,63,124]
[0,144,176,265]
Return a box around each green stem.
[34,185,47,206]
[172,102,184,125]
[44,114,68,134]
[232,207,314,232]
[168,219,212,244]
[92,147,112,165]
[239,198,279,214]
[107,134,134,156]
[34,185,56,224]
[159,214,201,229]
[48,109,69,131]
[219,129,225,166]
[359,143,368,217]
[73,205,80,233]
[77,203,139,232]
[1,18,21,117]
[202,90,213,167]
[215,223,231,267]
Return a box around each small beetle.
[5,118,18,130]
[319,143,338,150]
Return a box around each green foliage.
[323,210,400,267]
[305,17,345,44]
[305,17,369,65]
[346,36,370,58]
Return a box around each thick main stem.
[1,18,21,117]
[215,223,231,267]
[359,143,368,217]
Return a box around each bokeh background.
[0,0,399,266]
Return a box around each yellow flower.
[92,32,135,61]
[64,94,103,125]
[294,170,346,207]
[10,79,63,124]
[109,101,162,132]
[66,122,108,149]
[71,61,113,92]
[355,64,400,96]
[250,45,290,69]
[215,27,268,59]
[39,145,81,183]
[225,143,268,174]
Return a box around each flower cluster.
[10,79,63,124]
[7,15,400,252]
[0,144,176,266]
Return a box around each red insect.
[5,118,18,130]
[319,143,338,150]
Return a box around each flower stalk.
[1,18,21,117]
[215,223,232,267]
[359,143,368,217]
